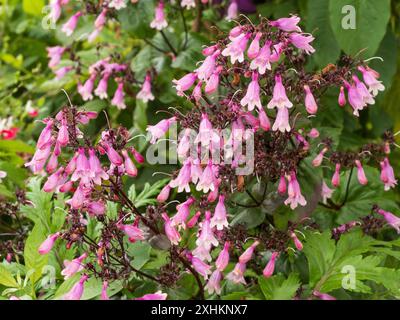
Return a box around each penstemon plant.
[22,12,400,301]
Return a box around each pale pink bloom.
[57,120,69,147]
[46,150,58,174]
[229,26,243,39]
[55,66,73,80]
[187,211,202,229]
[150,1,168,30]
[38,233,60,255]
[95,73,110,99]
[88,28,100,43]
[290,232,303,251]
[196,161,218,193]
[122,150,137,177]
[222,33,251,64]
[247,32,262,59]
[95,8,108,29]
[272,105,290,132]
[193,243,212,262]
[177,128,192,158]
[78,73,96,101]
[61,11,82,37]
[192,81,203,102]
[270,42,285,62]
[63,274,88,300]
[250,41,272,75]
[226,0,238,21]
[321,181,334,204]
[146,116,176,144]
[380,158,397,191]
[157,184,171,203]
[87,201,106,216]
[308,128,319,138]
[332,163,341,188]
[108,0,126,10]
[68,184,87,209]
[37,119,54,149]
[263,252,279,278]
[226,262,246,284]
[101,281,109,300]
[181,0,196,9]
[43,167,65,192]
[194,113,219,147]
[284,172,307,209]
[71,148,91,183]
[358,66,385,96]
[171,197,195,230]
[196,50,220,81]
[377,209,400,233]
[338,86,346,107]
[191,256,212,280]
[215,242,230,271]
[49,0,62,23]
[210,195,229,230]
[196,211,219,249]
[137,73,155,103]
[88,149,109,185]
[355,160,368,185]
[135,291,167,300]
[111,81,126,109]
[240,72,262,111]
[47,46,65,69]
[104,144,123,167]
[239,240,259,264]
[118,223,145,242]
[289,33,315,54]
[25,142,52,173]
[169,158,192,192]
[353,75,375,105]
[304,85,318,114]
[59,180,73,193]
[278,175,287,194]
[205,269,222,295]
[267,75,293,109]
[61,253,87,279]
[270,15,301,32]
[313,291,336,300]
[173,73,197,96]
[162,212,181,245]
[258,109,270,131]
[130,148,145,164]
[205,67,222,94]
[0,170,7,183]
[344,81,366,117]
[202,45,218,56]
[312,147,328,167]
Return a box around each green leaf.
[128,179,169,208]
[22,0,45,16]
[117,1,155,39]
[259,273,300,300]
[0,264,18,288]
[329,0,391,57]
[24,225,48,285]
[230,207,266,229]
[126,242,152,270]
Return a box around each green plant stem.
[160,30,178,56]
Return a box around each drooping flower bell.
[61,253,88,279]
[284,172,307,209]
[332,163,341,188]
[162,212,181,245]
[150,1,168,31]
[137,73,155,103]
[321,181,334,204]
[290,232,303,251]
[358,66,385,96]
[222,33,251,64]
[226,0,238,21]
[111,81,126,109]
[61,11,82,37]
[196,161,218,193]
[380,157,397,191]
[355,160,368,185]
[63,274,88,300]
[146,116,176,144]
[304,85,318,114]
[196,211,219,250]
[173,72,197,96]
[240,72,262,111]
[210,195,229,230]
[196,50,220,81]
[250,41,272,75]
[272,106,290,133]
[95,73,110,99]
[247,32,262,59]
[376,209,400,233]
[270,15,301,32]
[117,223,145,243]
[226,262,246,285]
[238,240,259,264]
[289,33,315,54]
[267,75,293,110]
[47,46,65,69]
[38,233,60,255]
[312,147,328,167]
[171,197,195,230]
[169,157,192,193]
[262,252,279,278]
[78,73,96,101]
[157,184,171,203]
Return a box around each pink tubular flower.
[304,85,318,114]
[55,66,73,80]
[122,150,138,177]
[247,32,262,59]
[344,81,365,117]
[78,73,96,101]
[150,1,168,30]
[71,148,90,182]
[278,175,287,194]
[137,73,155,103]
[25,142,52,173]
[196,50,220,81]
[355,160,368,185]
[313,291,336,301]
[202,44,217,56]
[36,119,54,149]
[308,128,319,138]
[284,172,307,209]
[187,211,202,229]
[240,72,262,111]
[38,233,60,255]
[43,167,65,192]
[338,86,346,107]
[88,149,109,185]
[157,184,171,203]
[190,255,212,280]
[146,116,176,144]
[290,232,303,251]
[171,197,195,230]
[101,281,109,300]
[63,274,88,300]
[377,209,400,233]
[103,144,122,166]
[267,75,293,110]
[57,120,69,147]
[332,163,341,188]
[196,211,219,249]
[194,113,219,147]
[321,181,334,204]
[49,0,62,23]
[87,201,106,216]
[117,223,145,242]
[95,8,108,29]
[192,81,203,102]
[68,184,87,209]
[173,72,197,96]
[226,262,246,285]
[358,66,385,96]
[222,33,251,64]
[135,291,168,300]
[210,195,229,230]
[250,41,272,75]
[181,0,196,9]
[215,242,230,271]
[229,26,243,39]
[353,75,375,105]
[205,67,222,94]
[169,158,192,192]
[205,269,222,295]
[196,161,218,193]
[380,158,397,191]
[270,15,301,32]
[61,253,87,279]
[270,42,285,62]
[111,81,126,109]
[47,46,65,69]
[108,0,126,10]
[95,73,110,99]
[238,240,259,264]
[258,108,271,131]
[272,105,290,132]
[162,212,181,245]
[312,147,328,167]
[61,11,82,37]
[263,252,279,278]
[289,33,315,54]
[226,0,238,21]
